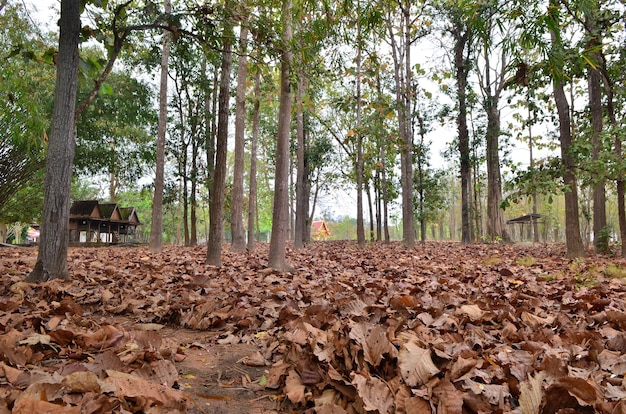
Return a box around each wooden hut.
[69,200,102,242]
[119,207,142,242]
[69,200,142,244]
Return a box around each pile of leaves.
[2,241,626,413]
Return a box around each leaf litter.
[1,241,626,413]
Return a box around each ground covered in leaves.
[2,241,626,413]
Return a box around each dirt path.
[162,328,283,414]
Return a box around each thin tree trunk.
[205,60,218,201]
[268,0,293,271]
[295,75,309,249]
[149,0,171,253]
[231,23,249,252]
[190,131,198,246]
[453,21,472,244]
[366,181,374,241]
[206,14,233,266]
[603,62,626,257]
[356,2,365,246]
[527,96,539,242]
[485,100,510,242]
[26,0,80,282]
[247,69,261,251]
[587,19,607,252]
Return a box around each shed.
[311,220,331,240]
[506,213,546,242]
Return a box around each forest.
[0,0,626,412]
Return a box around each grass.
[515,256,536,267]
[604,264,626,279]
[482,257,501,266]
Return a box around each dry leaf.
[398,340,439,387]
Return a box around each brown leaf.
[433,379,463,414]
[133,360,179,387]
[105,370,188,411]
[351,373,394,414]
[349,322,398,367]
[285,369,306,404]
[63,371,101,393]
[398,339,439,387]
[13,398,80,414]
[518,372,544,414]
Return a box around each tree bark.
[231,23,249,252]
[385,6,414,248]
[268,0,293,271]
[247,69,261,251]
[149,0,171,253]
[355,4,365,246]
[206,15,233,266]
[485,100,510,242]
[453,21,472,245]
[190,130,198,247]
[586,13,608,253]
[26,0,80,282]
[295,75,310,249]
[549,9,585,257]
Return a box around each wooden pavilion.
[69,200,141,244]
[506,213,546,242]
[311,220,331,240]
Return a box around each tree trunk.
[453,22,472,245]
[206,16,233,266]
[268,0,293,271]
[295,75,309,249]
[355,8,365,247]
[603,58,626,257]
[182,144,189,246]
[381,146,390,243]
[550,16,585,258]
[26,0,80,283]
[190,132,198,246]
[386,6,414,248]
[588,32,607,252]
[366,181,374,241]
[149,0,171,254]
[485,100,510,242]
[247,69,261,251]
[231,23,248,252]
[205,59,218,201]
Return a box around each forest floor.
[1,241,626,413]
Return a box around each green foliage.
[0,3,55,215]
[75,68,157,197]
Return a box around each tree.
[231,9,249,252]
[75,70,156,201]
[207,1,234,266]
[268,0,294,271]
[384,0,423,248]
[247,68,262,250]
[472,1,511,243]
[449,7,473,245]
[548,0,585,257]
[149,0,171,253]
[0,3,54,218]
[26,0,80,282]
